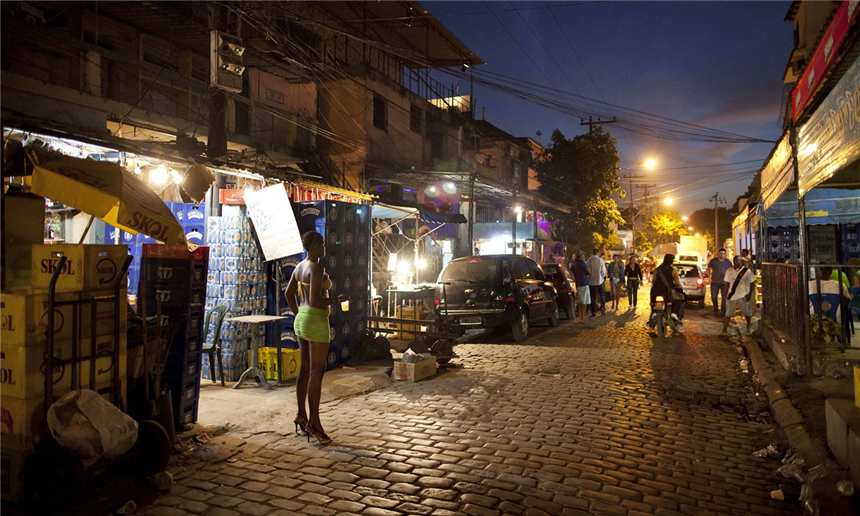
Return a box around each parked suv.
[435,255,560,342]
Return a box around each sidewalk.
[734,323,857,513]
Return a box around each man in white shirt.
[586,248,607,316]
[721,256,754,335]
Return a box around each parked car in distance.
[541,262,577,319]
[674,264,706,307]
[435,255,560,342]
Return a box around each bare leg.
[295,338,311,423]
[305,340,330,439]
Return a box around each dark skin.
[285,236,349,443]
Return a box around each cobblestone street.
[142,299,799,516]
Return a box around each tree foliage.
[688,207,732,251]
[646,209,687,243]
[535,128,624,250]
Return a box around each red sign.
[792,1,860,120]
[219,188,246,205]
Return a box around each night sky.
[424,1,793,213]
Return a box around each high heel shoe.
[293,415,308,435]
[306,426,332,446]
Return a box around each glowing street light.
[643,158,656,170]
[664,197,674,206]
[681,216,688,222]
[688,226,694,231]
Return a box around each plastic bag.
[47,390,139,467]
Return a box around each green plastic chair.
[201,305,228,386]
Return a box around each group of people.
[569,249,644,323]
[707,248,757,335]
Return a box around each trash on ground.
[150,471,174,491]
[802,500,820,516]
[116,500,137,515]
[805,464,828,482]
[836,479,855,496]
[777,462,806,483]
[193,433,210,445]
[401,348,433,363]
[769,488,784,500]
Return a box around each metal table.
[227,314,290,390]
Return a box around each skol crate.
[31,244,129,292]
[1,291,124,347]
[1,445,32,503]
[257,347,301,381]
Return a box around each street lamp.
[664,197,674,206]
[688,226,694,231]
[620,159,657,255]
[681,216,688,222]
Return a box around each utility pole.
[511,188,518,255]
[710,192,726,252]
[580,116,616,134]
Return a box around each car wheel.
[548,302,560,327]
[564,299,573,319]
[511,311,529,342]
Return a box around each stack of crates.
[102,202,205,298]
[138,244,209,430]
[202,212,267,382]
[1,244,129,502]
[265,254,300,349]
[767,227,800,263]
[298,200,371,369]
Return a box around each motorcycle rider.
[648,254,685,328]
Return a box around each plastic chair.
[849,286,860,334]
[201,305,228,386]
[809,293,845,343]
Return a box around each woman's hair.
[302,231,323,251]
[848,257,860,267]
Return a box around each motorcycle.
[649,294,680,337]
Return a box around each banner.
[798,55,860,195]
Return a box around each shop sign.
[219,189,246,205]
[760,133,793,210]
[798,55,860,196]
[243,184,303,260]
[792,0,860,120]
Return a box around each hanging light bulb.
[170,169,184,184]
[150,165,168,185]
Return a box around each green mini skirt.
[294,306,330,343]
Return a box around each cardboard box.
[392,357,437,382]
[258,347,301,381]
[1,334,127,399]
[1,291,124,347]
[31,244,128,292]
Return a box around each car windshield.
[674,265,700,278]
[542,265,560,278]
[440,258,499,284]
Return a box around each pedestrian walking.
[707,248,733,316]
[607,255,624,310]
[285,231,351,446]
[586,248,606,316]
[570,250,591,323]
[625,254,643,309]
[721,256,754,335]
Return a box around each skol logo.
[96,258,117,285]
[38,355,65,384]
[128,212,170,241]
[1,351,15,386]
[155,289,172,302]
[40,258,74,275]
[98,358,115,376]
[38,309,65,335]
[157,267,174,280]
[1,314,14,332]
[300,208,320,217]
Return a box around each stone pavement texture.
[140,303,801,516]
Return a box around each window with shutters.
[373,94,387,131]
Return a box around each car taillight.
[505,297,515,303]
[696,278,703,286]
[435,299,441,305]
